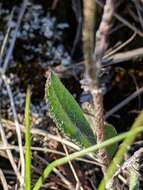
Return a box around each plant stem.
[82,0,115,174]
[25,87,31,190]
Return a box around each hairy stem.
[82,0,115,174]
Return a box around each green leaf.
[104,124,117,159]
[45,71,96,148]
[45,71,117,159]
[83,109,117,159]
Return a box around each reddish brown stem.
[82,0,115,175]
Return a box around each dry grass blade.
[104,32,136,59]
[2,0,28,72]
[0,7,15,67]
[1,118,81,151]
[0,122,21,182]
[109,47,143,64]
[0,70,25,187]
[0,144,65,156]
[58,131,84,190]
[0,168,9,190]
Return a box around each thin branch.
[133,1,143,31]
[104,32,136,59]
[0,1,28,184]
[2,0,28,72]
[0,8,15,67]
[0,70,25,187]
[0,168,9,190]
[109,47,143,65]
[58,131,83,190]
[96,0,143,37]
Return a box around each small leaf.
[45,71,96,148]
[104,123,117,159]
[45,71,117,159]
[84,111,117,159]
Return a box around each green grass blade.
[25,87,31,190]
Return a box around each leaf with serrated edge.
[45,71,117,158]
[45,71,96,148]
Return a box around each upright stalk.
[25,88,31,190]
[82,0,115,174]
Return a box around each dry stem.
[82,0,115,174]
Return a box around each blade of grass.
[98,111,143,190]
[25,87,31,190]
[32,126,143,190]
[129,169,139,190]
